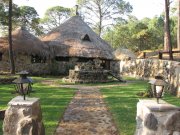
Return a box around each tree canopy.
[40,6,71,33]
[103,14,177,52]
[77,0,132,36]
[0,1,20,35]
[0,2,42,36]
[17,6,42,35]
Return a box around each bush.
[136,85,153,98]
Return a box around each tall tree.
[0,3,42,35]
[0,1,20,36]
[177,0,180,50]
[40,6,71,33]
[77,0,132,36]
[164,0,173,60]
[8,0,15,74]
[18,6,43,35]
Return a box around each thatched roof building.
[41,16,113,60]
[113,48,136,60]
[0,27,49,57]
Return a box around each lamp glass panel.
[23,83,30,93]
[155,85,163,94]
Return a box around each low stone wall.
[0,77,17,84]
[111,59,180,96]
[135,100,180,135]
[68,70,109,83]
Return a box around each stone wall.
[135,100,180,135]
[0,77,17,84]
[66,59,110,83]
[68,70,109,83]
[0,55,81,75]
[50,58,78,75]
[0,54,50,75]
[0,53,110,76]
[111,59,180,97]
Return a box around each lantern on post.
[148,76,167,104]
[13,71,33,100]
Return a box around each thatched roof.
[113,48,136,60]
[0,27,49,57]
[41,16,113,60]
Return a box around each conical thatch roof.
[0,27,49,57]
[41,16,113,60]
[113,48,136,60]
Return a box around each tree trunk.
[98,4,102,37]
[177,0,180,50]
[8,0,15,74]
[164,0,173,60]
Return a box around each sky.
[13,0,167,19]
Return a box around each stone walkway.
[54,85,119,135]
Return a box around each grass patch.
[57,78,126,86]
[163,93,180,106]
[0,77,75,135]
[0,76,179,135]
[100,80,180,135]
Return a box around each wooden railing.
[143,50,180,59]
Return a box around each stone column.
[3,96,45,135]
[135,99,180,135]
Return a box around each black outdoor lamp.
[149,76,167,104]
[13,71,33,100]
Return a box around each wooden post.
[159,52,163,59]
[143,52,146,59]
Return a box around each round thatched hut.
[41,15,114,74]
[113,48,136,60]
[0,27,50,74]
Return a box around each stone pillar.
[135,99,180,135]
[177,65,180,97]
[3,96,45,135]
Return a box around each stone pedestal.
[3,96,45,135]
[68,69,109,83]
[135,99,180,135]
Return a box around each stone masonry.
[135,99,180,135]
[68,70,109,83]
[3,96,45,135]
[67,60,109,83]
[112,59,180,97]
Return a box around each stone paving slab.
[54,86,119,135]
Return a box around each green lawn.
[0,77,179,135]
[0,77,76,135]
[100,80,180,135]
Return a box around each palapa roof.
[113,48,136,60]
[0,27,49,57]
[41,16,114,60]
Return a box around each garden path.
[41,80,130,135]
[52,84,120,135]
